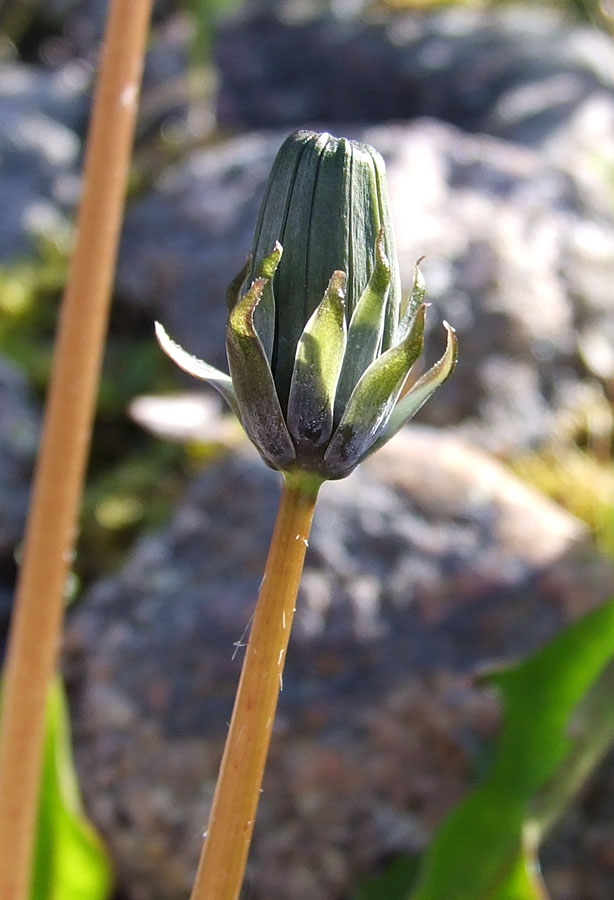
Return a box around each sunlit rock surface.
[117,116,614,453]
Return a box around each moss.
[0,237,69,393]
[511,447,614,557]
[77,439,185,586]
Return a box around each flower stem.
[190,476,321,900]
[0,2,152,897]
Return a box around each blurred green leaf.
[491,849,547,900]
[409,600,614,900]
[355,855,420,900]
[30,678,113,900]
[358,601,614,900]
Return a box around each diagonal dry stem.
[190,476,320,900]
[0,2,152,897]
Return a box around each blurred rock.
[0,60,88,260]
[216,6,614,221]
[215,7,613,151]
[118,119,614,452]
[116,129,276,369]
[7,0,183,60]
[543,746,614,900]
[0,15,195,262]
[66,428,613,900]
[0,355,39,576]
[137,14,195,143]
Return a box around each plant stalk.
[0,2,152,897]
[190,476,320,900]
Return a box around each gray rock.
[0,20,191,263]
[215,6,614,221]
[118,119,614,452]
[0,355,39,574]
[0,60,88,260]
[66,428,613,900]
[116,130,278,370]
[215,6,614,151]
[10,0,181,58]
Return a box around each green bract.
[156,130,457,484]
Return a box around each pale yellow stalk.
[190,476,320,900]
[0,2,152,897]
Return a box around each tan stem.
[0,2,152,897]
[190,478,320,900]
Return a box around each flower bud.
[156,130,457,486]
[249,130,402,411]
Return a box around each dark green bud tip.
[156,130,457,484]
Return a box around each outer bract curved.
[157,130,457,483]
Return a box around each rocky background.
[1,0,613,898]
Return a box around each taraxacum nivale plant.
[156,130,457,900]
[156,129,457,491]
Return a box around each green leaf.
[409,600,614,900]
[529,660,614,839]
[30,677,113,900]
[154,321,239,417]
[491,847,548,900]
[324,304,426,472]
[287,270,347,451]
[226,276,296,470]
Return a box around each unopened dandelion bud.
[156,130,457,485]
